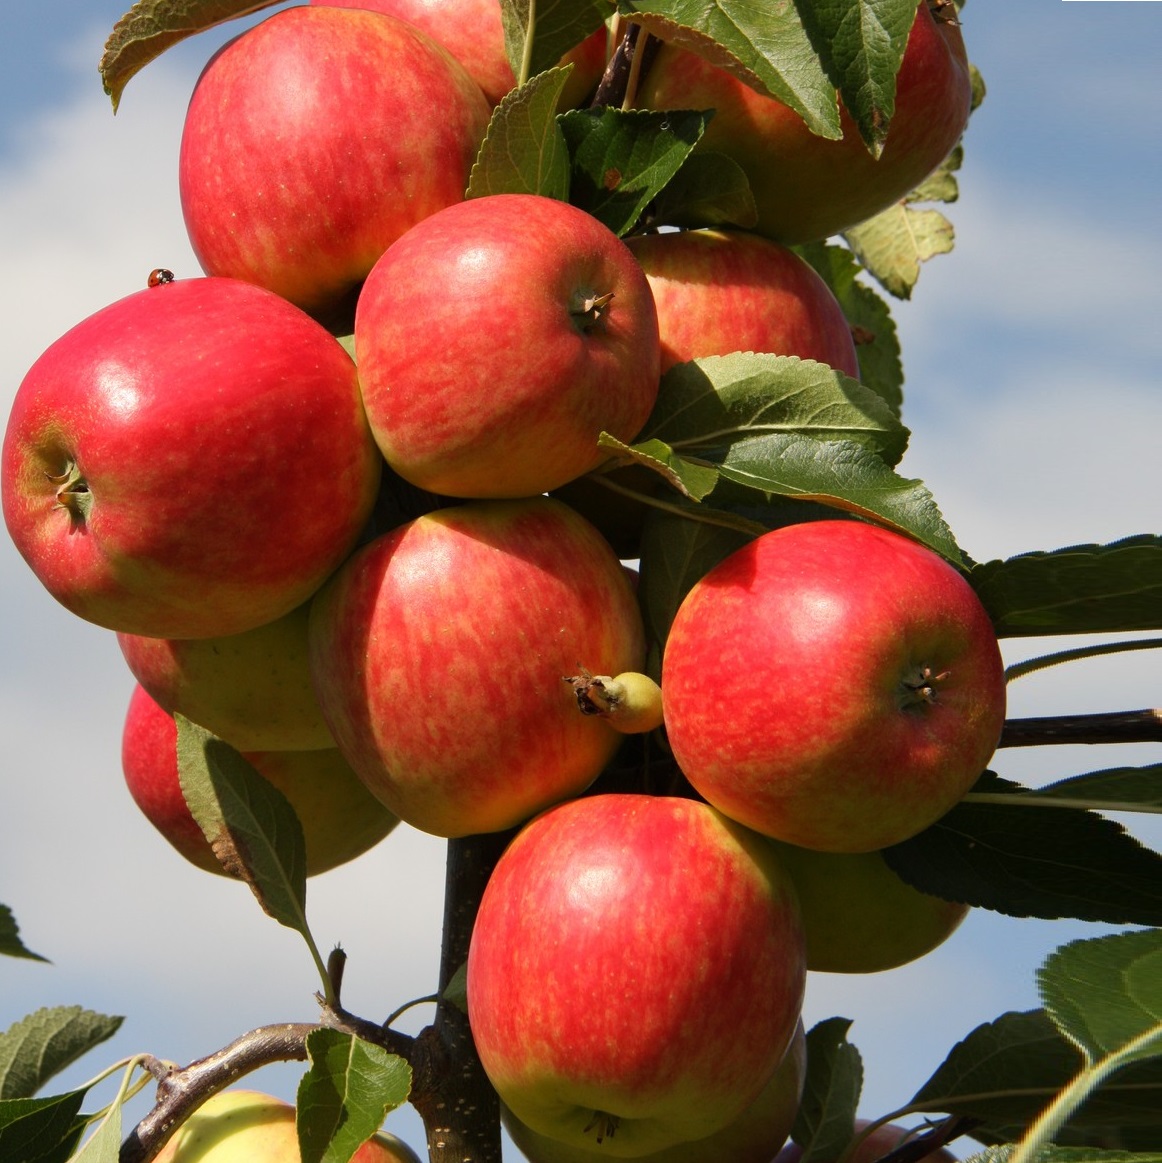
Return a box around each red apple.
[633,1,972,243]
[2,277,381,639]
[467,794,806,1157]
[626,228,860,376]
[311,0,517,105]
[661,520,1006,853]
[153,1089,422,1162]
[502,1019,807,1163]
[353,193,661,499]
[774,1118,959,1163]
[179,5,491,321]
[117,602,334,753]
[122,684,398,878]
[307,497,646,837]
[767,842,970,974]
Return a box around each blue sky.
[2,2,1161,1159]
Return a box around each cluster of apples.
[0,0,997,1160]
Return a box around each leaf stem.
[1006,637,1162,682]
[587,473,767,536]
[383,994,440,1030]
[519,0,536,87]
[1010,1026,1162,1163]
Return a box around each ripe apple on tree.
[308,496,647,837]
[121,684,398,878]
[467,794,806,1157]
[354,193,661,499]
[627,228,861,376]
[633,0,972,243]
[767,842,970,974]
[501,1020,807,1163]
[309,0,610,109]
[179,4,491,322]
[662,519,1007,853]
[1,276,382,640]
[152,1089,422,1163]
[117,601,334,753]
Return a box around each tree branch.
[410,832,512,1163]
[998,708,1162,748]
[118,1023,317,1163]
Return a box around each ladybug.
[147,268,175,287]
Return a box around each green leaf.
[617,0,842,139]
[842,144,964,299]
[598,433,721,501]
[467,67,574,200]
[1015,931,1162,1158]
[175,715,310,934]
[0,1092,87,1163]
[559,107,709,236]
[708,434,962,563]
[297,1030,413,1163]
[0,1009,123,1101]
[970,537,1162,638]
[796,0,922,155]
[499,0,607,86]
[69,1102,121,1163]
[1040,930,1162,1068]
[965,765,1162,817]
[0,906,47,964]
[795,241,903,416]
[637,508,754,661]
[911,1008,1162,1150]
[791,1018,862,1162]
[884,772,1162,926]
[442,963,470,1015]
[648,151,758,230]
[640,353,909,465]
[99,0,284,111]
[843,206,954,300]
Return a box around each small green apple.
[153,1089,422,1162]
[769,843,969,974]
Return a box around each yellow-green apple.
[627,229,860,377]
[154,1089,422,1162]
[2,277,381,639]
[774,1119,959,1163]
[467,794,806,1157]
[662,520,1006,852]
[117,602,334,753]
[502,1019,807,1163]
[767,842,969,973]
[633,0,972,243]
[121,684,398,877]
[179,5,490,321]
[308,497,646,837]
[309,0,609,108]
[353,193,661,498]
